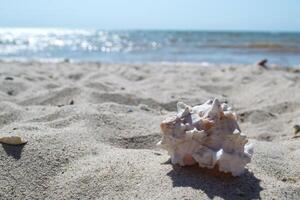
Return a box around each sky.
[0,0,299,31]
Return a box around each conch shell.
[157,99,253,176]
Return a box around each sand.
[0,61,300,200]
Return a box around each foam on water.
[0,28,300,65]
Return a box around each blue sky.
[0,0,299,31]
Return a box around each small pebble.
[257,59,268,69]
[7,90,14,96]
[293,69,300,73]
[140,105,150,111]
[69,100,74,105]
[5,77,14,80]
[64,58,70,63]
[127,108,133,113]
[293,125,300,135]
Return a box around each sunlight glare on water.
[0,28,300,65]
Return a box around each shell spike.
[205,98,222,119]
[177,102,190,117]
[212,98,221,111]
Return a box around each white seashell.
[158,98,253,176]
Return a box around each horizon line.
[0,26,300,33]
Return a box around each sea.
[1,28,300,65]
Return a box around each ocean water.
[1,28,300,65]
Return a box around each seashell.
[0,136,27,145]
[158,98,253,176]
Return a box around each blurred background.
[1,0,300,65]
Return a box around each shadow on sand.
[1,143,25,159]
[167,164,262,200]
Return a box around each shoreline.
[1,59,300,69]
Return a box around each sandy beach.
[0,61,300,200]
